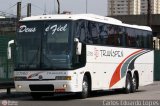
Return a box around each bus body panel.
[86,45,153,90]
[14,45,153,92]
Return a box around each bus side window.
[148,32,153,49]
[114,26,122,46]
[143,31,150,49]
[86,21,93,44]
[107,25,115,46]
[120,27,127,47]
[75,20,86,43]
[135,30,140,48]
[126,28,136,47]
[99,24,108,45]
[88,22,99,44]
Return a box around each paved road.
[0,82,160,106]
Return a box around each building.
[0,18,16,34]
[108,0,141,16]
[108,0,160,16]
[141,0,160,14]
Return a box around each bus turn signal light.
[55,76,72,80]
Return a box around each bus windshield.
[15,21,72,70]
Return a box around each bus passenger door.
[91,64,104,90]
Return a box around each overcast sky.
[0,0,108,17]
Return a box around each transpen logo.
[94,47,99,60]
[28,72,43,79]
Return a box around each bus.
[12,14,153,99]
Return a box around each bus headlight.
[55,76,72,80]
[17,85,22,88]
[63,84,67,88]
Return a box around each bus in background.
[11,14,153,99]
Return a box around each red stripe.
[109,49,143,88]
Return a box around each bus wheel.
[79,75,89,99]
[131,74,137,93]
[31,92,42,100]
[124,73,132,94]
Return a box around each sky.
[0,0,108,17]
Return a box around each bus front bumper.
[15,80,81,93]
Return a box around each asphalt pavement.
[0,81,160,106]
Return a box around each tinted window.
[99,23,108,45]
[88,21,99,44]
[107,25,116,45]
[126,28,136,47]
[75,20,86,43]
[75,20,152,49]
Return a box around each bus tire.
[31,92,42,100]
[131,74,138,93]
[124,73,132,94]
[79,75,89,99]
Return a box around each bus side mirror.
[7,40,14,59]
[74,38,82,55]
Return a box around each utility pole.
[27,3,31,17]
[17,2,21,21]
[111,0,113,16]
[128,0,131,15]
[57,0,60,14]
[86,0,88,13]
[147,0,151,26]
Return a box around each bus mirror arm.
[7,40,14,59]
[74,38,82,55]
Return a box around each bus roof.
[20,14,152,31]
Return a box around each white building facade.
[141,0,160,14]
[108,0,141,16]
[108,0,160,16]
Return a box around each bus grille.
[29,84,54,91]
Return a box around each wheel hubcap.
[83,81,88,93]
[133,77,137,89]
[127,79,131,90]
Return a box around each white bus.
[13,14,153,99]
